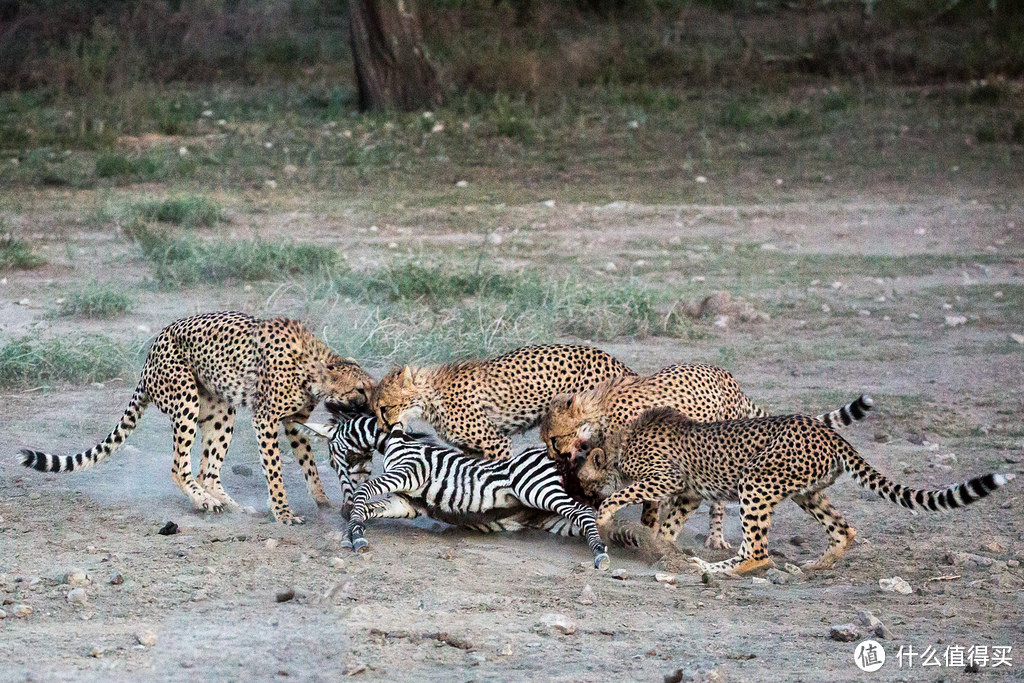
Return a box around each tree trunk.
[349,0,441,112]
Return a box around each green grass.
[56,282,132,319]
[129,227,339,288]
[0,336,140,389]
[95,153,163,181]
[0,233,45,269]
[316,259,699,363]
[129,196,221,228]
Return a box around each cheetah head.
[541,393,602,465]
[309,357,375,414]
[576,447,620,498]
[371,365,429,431]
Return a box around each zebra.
[296,414,613,569]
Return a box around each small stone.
[858,610,894,639]
[782,563,804,576]
[945,315,967,327]
[907,433,929,446]
[604,261,618,272]
[981,540,1006,554]
[1011,333,1024,345]
[276,588,296,603]
[66,587,87,605]
[455,180,468,188]
[789,535,806,546]
[873,433,890,443]
[109,572,124,585]
[701,572,716,587]
[13,604,32,618]
[611,568,628,580]
[541,200,555,208]
[878,576,913,594]
[90,646,105,658]
[695,175,708,183]
[329,557,346,569]
[751,577,769,585]
[577,584,595,605]
[264,179,278,190]
[540,613,577,635]
[158,521,179,536]
[829,623,859,642]
[136,630,157,647]
[940,605,958,618]
[655,572,678,586]
[765,568,792,585]
[65,570,89,586]
[244,506,259,516]
[499,643,513,656]
[946,551,994,568]
[486,232,502,245]
[0,608,7,619]
[265,538,279,550]
[821,304,831,313]
[191,590,208,602]
[232,464,253,477]
[1007,559,1020,568]
[283,164,298,176]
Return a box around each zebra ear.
[295,422,334,440]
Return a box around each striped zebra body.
[330,417,609,569]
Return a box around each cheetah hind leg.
[791,491,857,570]
[704,502,733,550]
[196,396,240,510]
[690,483,781,576]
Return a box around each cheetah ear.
[295,422,333,440]
[399,365,414,386]
[590,447,608,469]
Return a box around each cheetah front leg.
[253,414,302,525]
[594,475,683,541]
[791,490,857,570]
[196,393,240,510]
[453,410,513,460]
[284,400,331,508]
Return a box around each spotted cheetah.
[577,407,1014,575]
[370,344,634,460]
[19,311,375,524]
[541,364,873,549]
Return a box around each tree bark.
[349,0,441,112]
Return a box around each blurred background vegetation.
[1,0,1021,98]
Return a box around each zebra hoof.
[352,537,369,553]
[340,535,353,550]
[594,553,610,570]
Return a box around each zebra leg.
[364,494,420,521]
[347,466,421,553]
[328,449,355,520]
[533,496,609,570]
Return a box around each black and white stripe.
[818,394,874,430]
[331,416,609,569]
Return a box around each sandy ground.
[1,197,1023,681]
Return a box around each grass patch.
[318,259,698,363]
[130,226,339,287]
[130,196,221,228]
[95,153,163,180]
[0,233,45,269]
[0,336,140,389]
[56,281,132,319]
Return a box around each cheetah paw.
[275,513,305,525]
[704,535,732,550]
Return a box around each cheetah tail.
[840,441,1015,513]
[816,394,873,430]
[19,381,150,474]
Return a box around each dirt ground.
[1,197,1023,681]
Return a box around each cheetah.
[576,407,1014,575]
[19,311,375,524]
[370,344,634,460]
[541,364,873,549]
